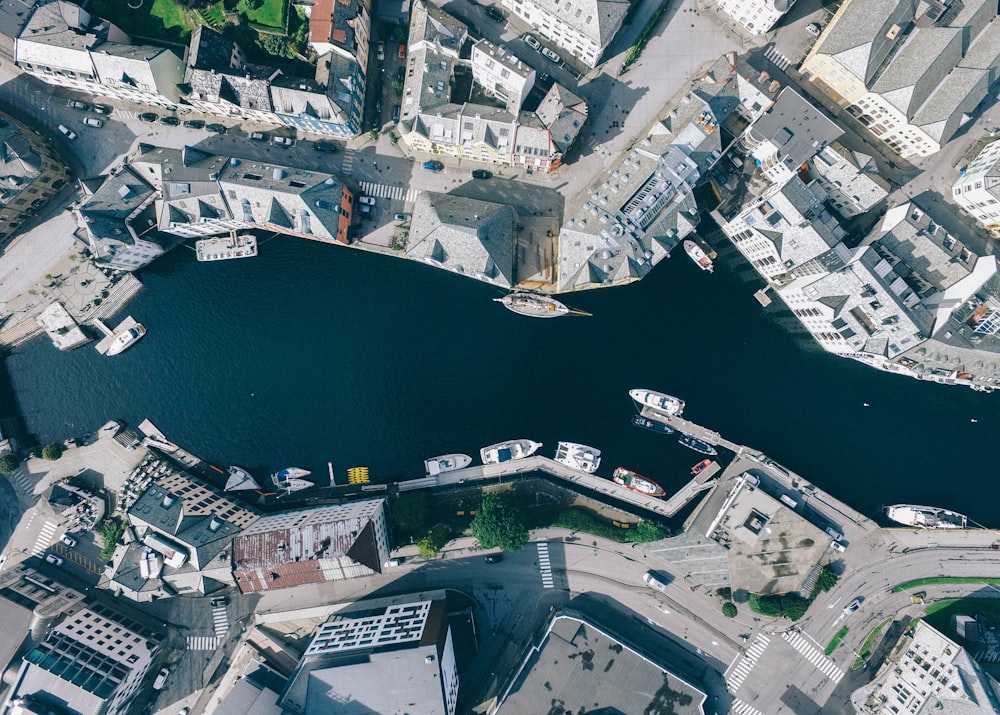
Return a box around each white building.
[498,0,629,68]
[952,138,1000,231]
[810,143,890,218]
[713,0,795,35]
[471,39,535,111]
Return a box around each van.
[643,571,670,593]
[825,526,844,541]
[779,494,799,509]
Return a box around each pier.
[94,316,140,355]
[639,406,748,455]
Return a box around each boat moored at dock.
[553,442,601,474]
[683,239,714,272]
[629,389,685,416]
[481,439,542,464]
[106,323,147,356]
[677,434,718,456]
[196,234,258,261]
[496,292,570,318]
[425,453,472,475]
[225,466,260,491]
[612,467,666,497]
[886,504,968,529]
[631,415,675,434]
[271,467,314,492]
[691,459,712,475]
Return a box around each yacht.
[629,389,685,416]
[271,467,314,493]
[553,442,601,474]
[480,439,542,464]
[631,415,675,434]
[495,292,570,318]
[886,504,968,530]
[677,434,718,456]
[225,465,260,491]
[106,323,146,356]
[683,239,714,272]
[424,453,472,476]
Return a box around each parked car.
[471,169,492,179]
[313,141,337,153]
[423,160,444,171]
[61,534,77,547]
[484,5,504,22]
[82,117,103,128]
[394,213,410,222]
[153,668,169,690]
[205,123,227,134]
[806,22,821,36]
[272,136,295,146]
[45,553,63,565]
[92,104,112,115]
[248,131,267,141]
[523,34,541,50]
[159,116,180,126]
[843,597,862,615]
[358,196,376,205]
[392,104,400,122]
[210,596,229,607]
[377,41,385,61]
[183,119,205,129]
[830,540,846,553]
[384,558,402,567]
[67,99,88,110]
[397,43,406,59]
[57,124,77,140]
[178,709,189,715]
[395,66,405,82]
[359,203,371,213]
[484,554,502,564]
[540,46,560,62]
[138,112,158,122]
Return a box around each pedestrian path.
[732,697,766,715]
[5,467,33,493]
[359,181,418,203]
[186,636,219,651]
[537,542,553,589]
[764,46,792,71]
[32,520,58,556]
[212,604,229,640]
[725,634,770,692]
[782,631,845,683]
[114,109,138,121]
[341,150,355,176]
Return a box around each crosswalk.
[211,604,229,640]
[783,630,845,683]
[537,542,553,589]
[186,636,219,651]
[359,181,418,203]
[764,46,792,72]
[114,109,139,121]
[341,150,355,176]
[5,468,33,494]
[32,521,58,556]
[726,634,770,692]
[732,697,766,715]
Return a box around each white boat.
[480,439,542,465]
[271,467,314,492]
[195,234,258,261]
[424,453,472,476]
[225,466,260,491]
[683,239,714,272]
[495,293,570,318]
[106,323,147,356]
[886,504,967,530]
[553,441,601,474]
[629,389,685,416]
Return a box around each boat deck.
[195,234,258,262]
[94,316,140,356]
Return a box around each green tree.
[392,79,403,95]
[99,518,127,560]
[781,595,811,621]
[632,519,670,542]
[0,454,19,475]
[722,602,738,618]
[417,524,451,559]
[812,566,839,596]
[41,442,64,461]
[748,593,783,617]
[259,34,291,58]
[389,491,432,542]
[471,493,529,552]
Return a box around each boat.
[886,504,968,530]
[631,415,675,434]
[480,439,542,465]
[271,467,314,492]
[677,434,718,456]
[495,292,570,318]
[106,323,147,356]
[553,442,601,474]
[683,239,714,272]
[691,459,712,475]
[612,467,666,497]
[424,453,472,476]
[225,465,260,491]
[628,389,685,416]
[195,234,258,261]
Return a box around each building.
[800,0,1000,158]
[0,111,72,248]
[712,0,796,35]
[15,1,184,109]
[810,143,890,218]
[307,0,368,134]
[279,594,458,715]
[2,604,161,715]
[851,620,1000,714]
[497,0,629,68]
[492,610,706,715]
[406,192,518,287]
[231,499,391,593]
[953,138,1000,231]
[471,39,536,112]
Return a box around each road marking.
[341,150,355,176]
[212,605,229,639]
[782,631,845,683]
[359,180,418,203]
[725,634,770,692]
[186,636,219,650]
[32,521,58,555]
[764,46,792,71]
[828,597,843,609]
[5,467,33,493]
[537,542,553,589]
[114,109,138,120]
[732,697,766,715]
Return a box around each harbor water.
[6,236,996,525]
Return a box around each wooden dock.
[639,406,747,455]
[94,316,139,355]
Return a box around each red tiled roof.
[309,0,334,42]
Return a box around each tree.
[471,493,528,552]
[41,442,64,461]
[632,519,670,542]
[99,518,127,560]
[392,79,403,95]
[812,566,839,596]
[259,34,291,58]
[781,595,811,621]
[748,593,783,618]
[417,524,451,559]
[389,491,432,542]
[722,602,738,618]
[0,454,18,475]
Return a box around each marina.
[94,316,145,356]
[195,234,258,262]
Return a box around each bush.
[0,454,19,474]
[471,493,528,552]
[781,595,811,621]
[748,593,783,618]
[417,524,451,559]
[812,566,839,596]
[99,518,127,560]
[722,602,738,618]
[41,443,64,461]
[631,519,670,542]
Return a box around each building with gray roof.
[498,0,629,67]
[407,192,517,287]
[802,0,1000,158]
[15,1,184,109]
[279,595,458,715]
[810,143,890,218]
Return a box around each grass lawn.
[239,0,287,29]
[923,598,1000,639]
[852,618,892,669]
[891,576,1000,592]
[825,626,848,656]
[90,0,195,42]
[200,2,227,25]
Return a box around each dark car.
[159,116,180,126]
[183,119,205,129]
[138,112,158,122]
[392,104,400,122]
[395,66,405,82]
[484,554,503,564]
[423,160,444,171]
[484,6,504,21]
[92,104,112,115]
[205,123,227,134]
[472,169,492,179]
[313,141,338,153]
[210,597,229,607]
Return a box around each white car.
[272,136,295,146]
[358,196,376,205]
[153,668,169,690]
[61,534,77,547]
[540,46,560,62]
[377,41,385,61]
[843,597,862,615]
[82,117,103,128]
[524,34,541,51]
[806,22,821,36]
[57,124,77,140]
[45,554,63,565]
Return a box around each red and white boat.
[691,459,712,475]
[683,239,714,272]
[612,467,666,497]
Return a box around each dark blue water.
[7,236,996,524]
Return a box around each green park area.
[892,576,1000,592]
